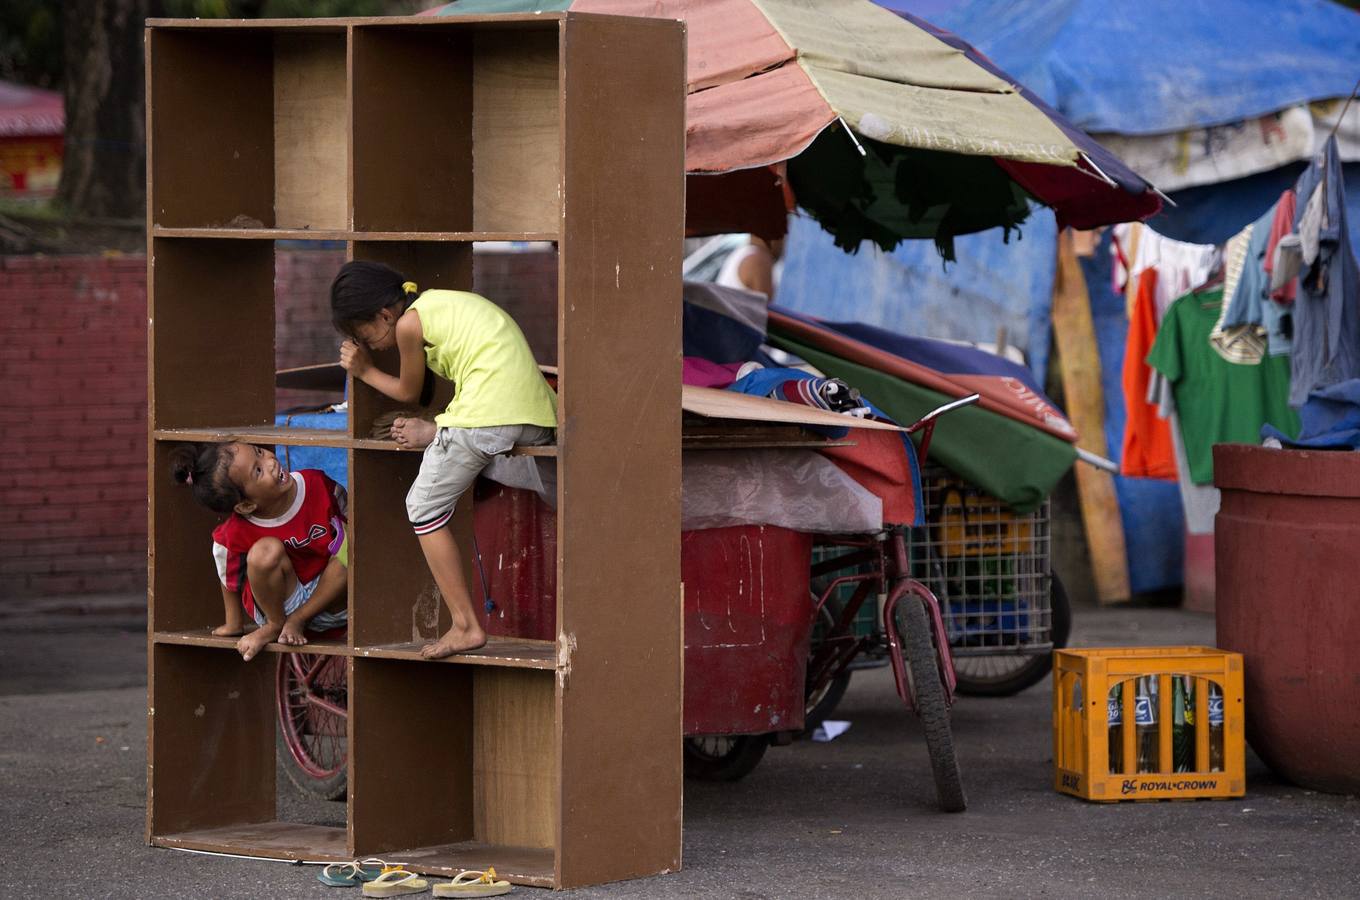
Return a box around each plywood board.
[274,33,348,230]
[349,659,474,854]
[148,645,275,837]
[682,384,904,431]
[148,29,274,227]
[556,13,686,889]
[153,822,348,860]
[1052,230,1130,604]
[473,29,560,234]
[352,27,473,231]
[474,669,556,848]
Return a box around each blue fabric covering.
[275,409,348,489]
[1262,378,1360,449]
[683,301,765,364]
[882,0,1360,135]
[728,367,924,526]
[779,211,1058,386]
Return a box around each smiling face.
[224,443,294,515]
[350,307,399,351]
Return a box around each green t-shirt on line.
[1146,287,1299,485]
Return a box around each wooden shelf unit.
[146,14,685,889]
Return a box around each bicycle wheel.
[803,590,853,734]
[896,592,967,812]
[953,571,1073,697]
[276,653,348,800]
[682,735,768,782]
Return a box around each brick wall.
[0,247,558,598]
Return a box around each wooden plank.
[355,639,556,670]
[556,13,686,888]
[148,645,275,837]
[349,659,474,854]
[473,29,560,233]
[1052,229,1130,604]
[380,841,555,887]
[148,28,274,227]
[155,426,349,447]
[474,669,556,848]
[153,822,349,860]
[147,15,566,30]
[682,384,904,431]
[154,629,351,656]
[352,27,473,232]
[276,362,346,393]
[153,227,559,241]
[274,33,348,230]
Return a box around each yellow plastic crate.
[1053,646,1245,802]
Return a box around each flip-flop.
[318,859,389,887]
[362,868,430,897]
[432,867,513,897]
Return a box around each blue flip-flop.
[318,859,388,887]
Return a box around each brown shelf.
[153,426,352,448]
[152,226,558,242]
[153,629,350,656]
[351,438,558,456]
[355,638,557,670]
[382,841,555,887]
[151,823,348,861]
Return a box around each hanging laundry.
[1146,286,1300,485]
[1288,136,1360,407]
[1263,189,1298,304]
[1120,267,1177,480]
[1216,200,1293,358]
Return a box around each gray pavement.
[1,601,1357,898]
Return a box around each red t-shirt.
[212,469,348,621]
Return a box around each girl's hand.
[339,340,372,377]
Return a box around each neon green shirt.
[410,290,557,429]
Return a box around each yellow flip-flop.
[362,867,429,897]
[432,867,513,897]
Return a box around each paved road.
[1,602,1356,898]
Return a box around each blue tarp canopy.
[878,0,1360,135]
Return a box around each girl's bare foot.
[279,621,309,646]
[212,622,245,637]
[420,624,487,659]
[392,416,437,451]
[237,622,282,661]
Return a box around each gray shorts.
[407,424,555,534]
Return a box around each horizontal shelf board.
[154,426,352,448]
[152,226,558,243]
[681,438,856,451]
[152,822,348,861]
[353,439,558,457]
[356,638,557,669]
[147,14,566,29]
[382,841,554,888]
[154,629,350,656]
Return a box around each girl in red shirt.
[170,442,348,661]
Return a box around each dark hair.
[169,443,243,515]
[331,260,413,338]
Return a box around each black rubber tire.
[682,735,769,782]
[953,571,1073,698]
[276,655,348,801]
[803,589,853,734]
[897,594,968,812]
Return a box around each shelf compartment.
[148,28,348,230]
[350,660,556,882]
[154,629,350,656]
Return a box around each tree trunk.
[56,0,148,221]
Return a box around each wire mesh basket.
[911,463,1053,657]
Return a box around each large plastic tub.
[1214,444,1360,794]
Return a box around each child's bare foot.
[392,416,436,451]
[212,622,245,637]
[279,620,309,646]
[420,624,487,659]
[236,622,282,661]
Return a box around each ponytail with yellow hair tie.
[402,281,418,297]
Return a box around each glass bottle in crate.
[1135,676,1159,773]
[1107,681,1124,774]
[1208,682,1225,772]
[1173,675,1195,772]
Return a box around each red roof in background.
[0,80,63,138]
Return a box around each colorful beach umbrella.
[430,0,1161,256]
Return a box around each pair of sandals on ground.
[320,858,511,897]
